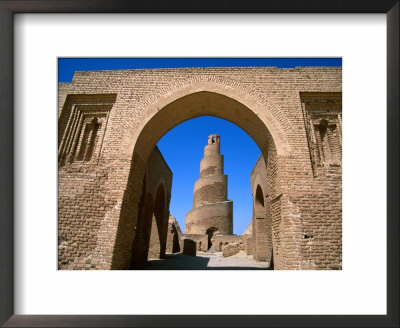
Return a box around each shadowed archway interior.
[112,91,281,269]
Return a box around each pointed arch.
[126,81,291,161]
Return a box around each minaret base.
[185,200,233,235]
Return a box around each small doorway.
[206,227,219,250]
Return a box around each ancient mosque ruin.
[58,66,342,270]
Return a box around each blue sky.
[58,58,341,235]
[157,116,260,235]
[58,58,341,83]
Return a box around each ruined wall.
[241,222,255,255]
[182,239,197,256]
[213,235,242,252]
[58,66,342,270]
[166,215,183,254]
[182,234,209,252]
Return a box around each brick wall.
[182,234,209,252]
[250,99,342,269]
[213,235,242,251]
[58,66,341,270]
[165,216,183,253]
[129,147,172,267]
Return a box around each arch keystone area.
[127,81,291,159]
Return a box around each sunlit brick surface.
[58,66,341,270]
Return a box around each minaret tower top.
[204,134,221,157]
[208,134,220,144]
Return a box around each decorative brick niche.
[300,92,342,176]
[58,94,116,167]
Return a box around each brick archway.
[126,81,291,160]
[253,184,273,265]
[111,84,291,269]
[58,67,342,271]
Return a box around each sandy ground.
[132,251,271,270]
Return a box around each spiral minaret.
[185,134,233,235]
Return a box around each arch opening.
[171,226,180,253]
[112,89,286,269]
[253,184,273,267]
[255,185,265,208]
[129,90,290,165]
[206,227,219,250]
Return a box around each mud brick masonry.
[185,134,234,252]
[58,66,342,270]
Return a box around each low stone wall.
[182,234,208,252]
[222,244,240,257]
[213,234,242,252]
[166,216,183,254]
[182,239,196,256]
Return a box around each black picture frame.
[0,1,398,327]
